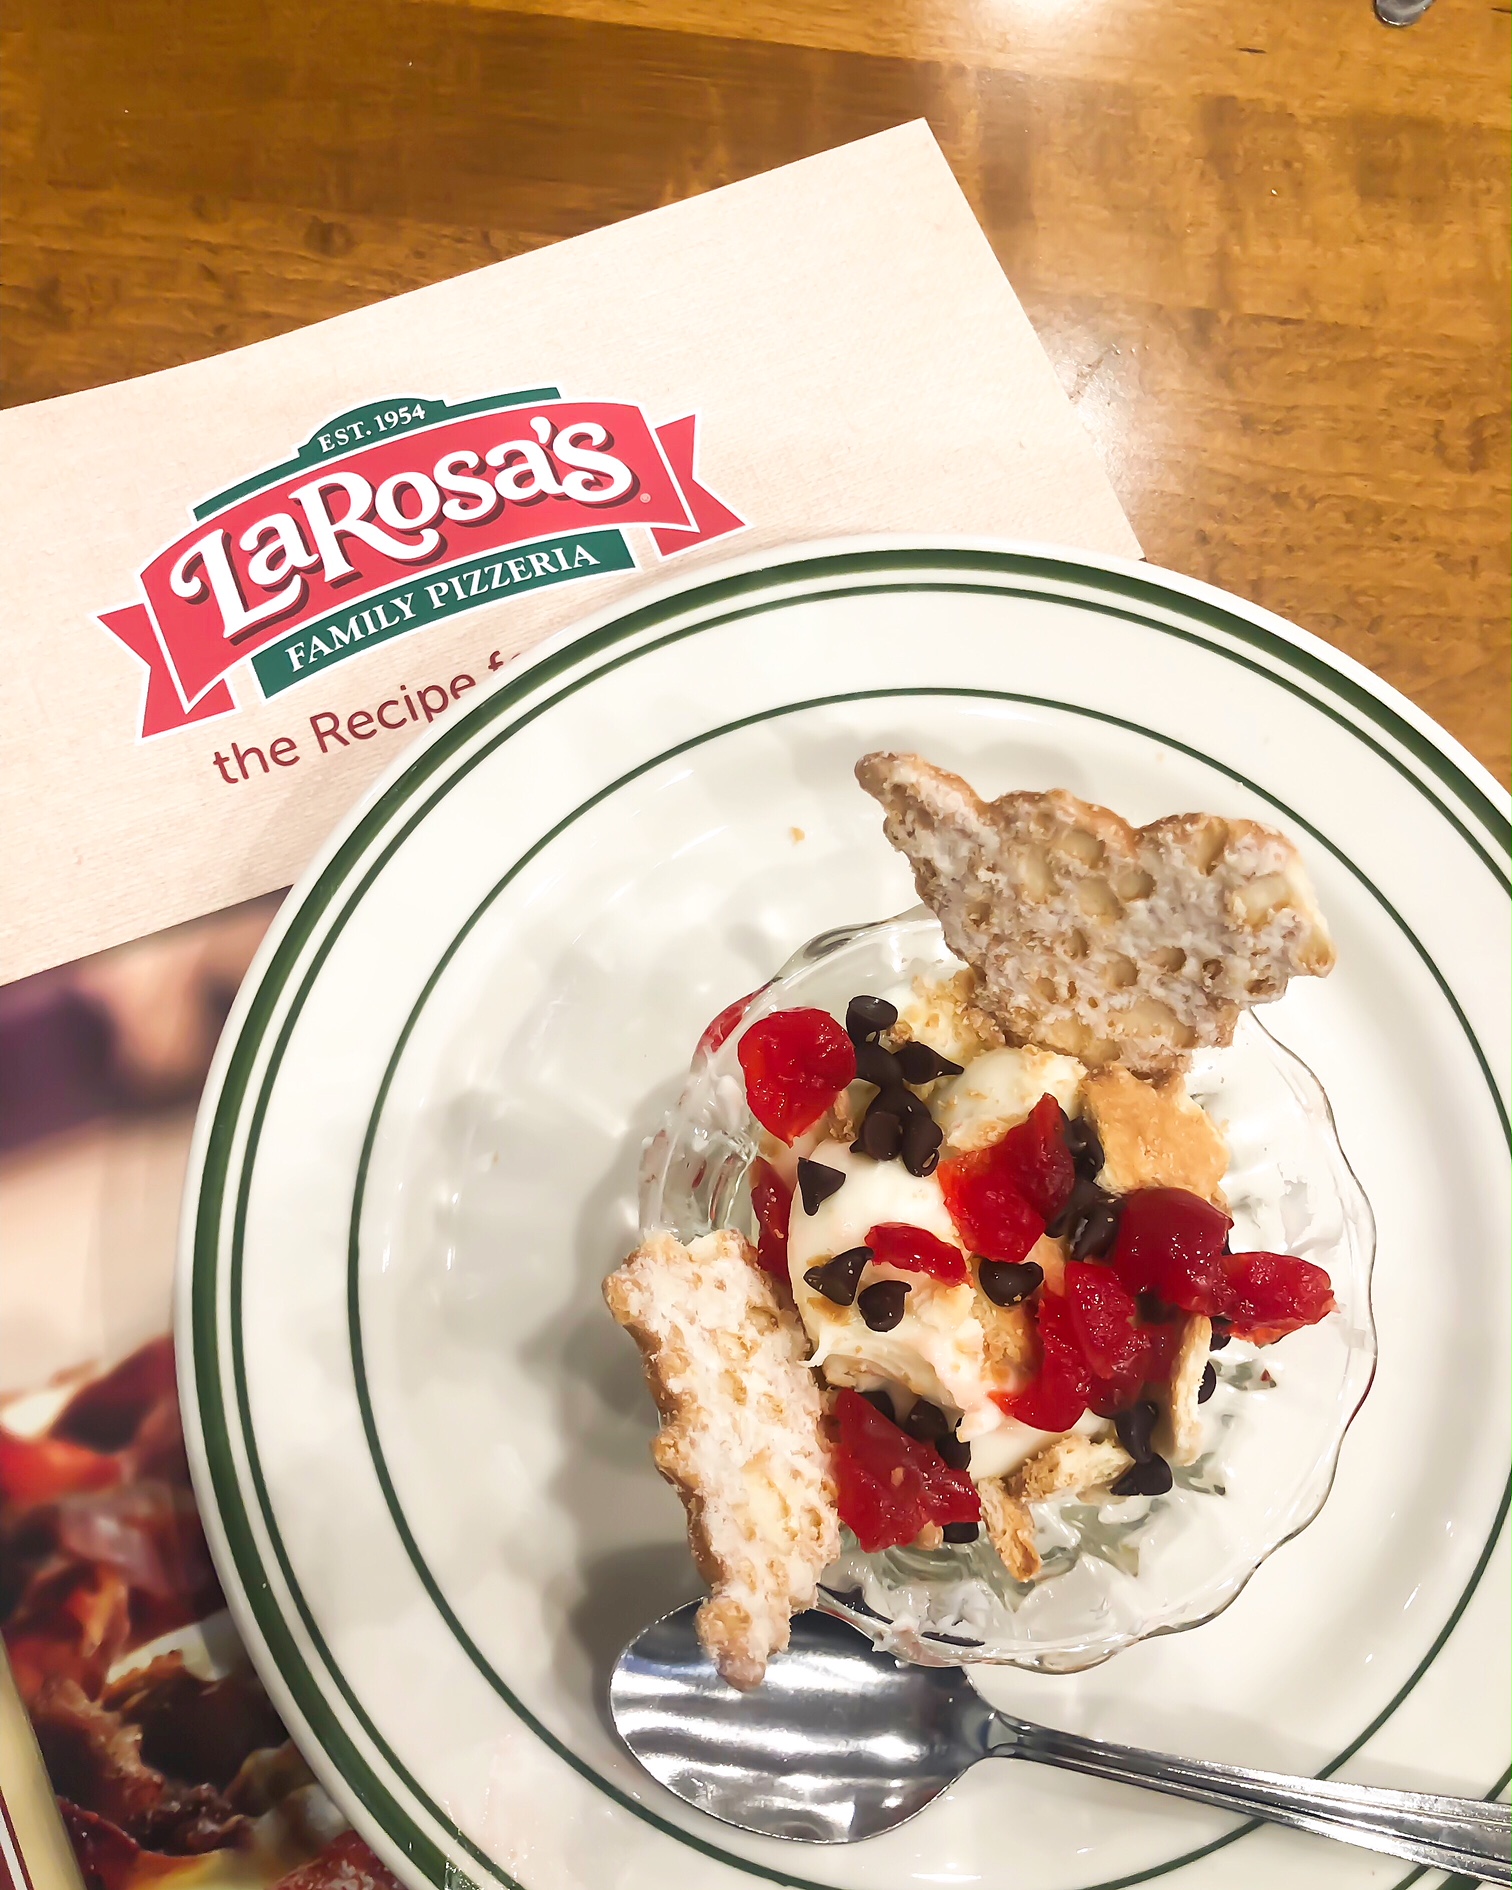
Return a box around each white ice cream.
[965,1406,1108,1479]
[776,1032,1132,1476]
[786,1138,991,1417]
[932,1045,1086,1150]
[786,1036,1108,1472]
[786,1141,1109,1472]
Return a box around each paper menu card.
[0,121,1138,986]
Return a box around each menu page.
[0,122,1136,1890]
[0,121,1135,986]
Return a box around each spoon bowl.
[611,1604,989,1841]
[611,1603,1511,1879]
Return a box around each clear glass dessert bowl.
[638,910,1377,1674]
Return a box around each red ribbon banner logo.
[98,393,745,737]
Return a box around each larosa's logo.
[99,389,743,736]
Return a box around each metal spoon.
[611,1605,1510,1880]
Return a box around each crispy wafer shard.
[979,1478,1041,1581]
[974,1275,1039,1377]
[603,1229,839,1689]
[1007,1432,1134,1504]
[818,1087,859,1144]
[1162,1314,1212,1467]
[888,969,1006,1068]
[855,753,1335,1077]
[1082,1066,1229,1206]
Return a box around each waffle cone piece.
[604,1230,839,1689]
[856,753,1334,1077]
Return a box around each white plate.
[177,539,1510,1890]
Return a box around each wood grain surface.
[3,0,1507,778]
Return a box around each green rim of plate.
[189,547,1511,1890]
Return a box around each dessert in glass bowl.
[607,754,1373,1689]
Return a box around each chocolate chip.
[900,1110,944,1177]
[853,1099,903,1161]
[1197,1362,1217,1404]
[1209,1317,1232,1352]
[1114,1398,1160,1464]
[1046,1176,1110,1239]
[902,1398,949,1444]
[1135,1291,1180,1325]
[893,1040,964,1084]
[859,1388,895,1423]
[802,1246,871,1306]
[1048,1176,1123,1259]
[796,1158,845,1216]
[942,1521,980,1544]
[845,995,897,1044]
[1069,1200,1123,1262]
[1110,1452,1173,1498]
[857,1280,910,1331]
[855,1039,902,1088]
[1064,1116,1105,1181]
[977,1259,1044,1306]
[936,1433,972,1470]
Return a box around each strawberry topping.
[1109,1188,1233,1316]
[938,1142,1045,1266]
[993,1094,1078,1221]
[1064,1261,1148,1379]
[1223,1250,1336,1343]
[864,1223,969,1284]
[831,1388,981,1552]
[1066,1263,1186,1413]
[1109,1189,1335,1342]
[749,1158,792,1282]
[737,1008,857,1144]
[992,1291,1091,1433]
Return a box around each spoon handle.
[993,1719,1509,1882]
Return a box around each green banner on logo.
[249,529,632,698]
[195,386,562,519]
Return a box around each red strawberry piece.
[1084,1358,1151,1418]
[993,1093,1078,1221]
[831,1388,981,1553]
[992,1291,1091,1433]
[1136,1316,1186,1384]
[1223,1250,1336,1344]
[1064,1261,1147,1379]
[939,1142,1045,1266]
[1075,1283,1187,1415]
[1110,1188,1234,1316]
[865,1223,969,1285]
[737,1008,857,1144]
[749,1158,793,1282]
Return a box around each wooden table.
[4,0,1507,779]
